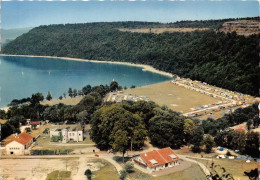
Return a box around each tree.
[130,85,136,89]
[46,91,52,101]
[119,170,127,180]
[68,88,73,98]
[82,85,92,95]
[59,96,63,100]
[148,108,184,149]
[25,127,31,133]
[245,131,259,157]
[78,90,83,96]
[112,130,128,163]
[76,110,90,123]
[183,119,196,145]
[0,110,6,119]
[73,89,78,97]
[191,126,204,152]
[90,104,147,160]
[63,93,66,98]
[84,169,92,180]
[110,81,119,91]
[252,117,259,128]
[246,120,252,130]
[30,93,44,105]
[203,134,215,153]
[124,162,134,173]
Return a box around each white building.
[5,133,34,155]
[50,126,83,143]
[133,147,180,173]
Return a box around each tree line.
[1,81,259,157]
[2,19,259,96]
[0,81,119,139]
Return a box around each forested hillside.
[2,20,259,96]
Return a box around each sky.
[2,0,259,29]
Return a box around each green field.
[124,81,219,113]
[128,164,206,180]
[46,170,71,180]
[91,160,119,180]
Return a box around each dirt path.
[72,157,87,180]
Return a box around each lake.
[0,56,171,107]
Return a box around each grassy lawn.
[124,81,219,113]
[46,170,71,180]
[91,159,119,180]
[41,96,83,106]
[128,164,206,180]
[192,158,259,180]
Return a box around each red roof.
[139,147,180,168]
[7,133,34,146]
[30,122,41,125]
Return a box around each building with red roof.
[133,147,181,172]
[5,133,34,155]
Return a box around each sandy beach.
[0,54,173,78]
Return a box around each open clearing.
[119,28,209,34]
[0,158,78,180]
[128,163,206,180]
[124,81,219,113]
[193,158,259,180]
[41,96,83,106]
[0,157,116,180]
[231,122,260,133]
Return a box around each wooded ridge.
[2,18,259,96]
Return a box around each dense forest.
[2,18,259,96]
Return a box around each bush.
[119,170,127,180]
[31,149,72,155]
[226,151,231,156]
[124,162,134,173]
[51,136,61,142]
[113,156,131,163]
[31,150,55,155]
[25,127,31,133]
[85,169,92,180]
[43,128,49,134]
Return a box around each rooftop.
[7,132,34,146]
[139,147,180,168]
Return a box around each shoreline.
[0,54,173,78]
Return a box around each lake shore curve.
[0,54,173,78]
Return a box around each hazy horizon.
[2,1,259,29]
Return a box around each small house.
[5,133,34,155]
[133,147,181,173]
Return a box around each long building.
[133,147,181,173]
[5,133,34,155]
[49,125,83,143]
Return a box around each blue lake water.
[0,56,171,107]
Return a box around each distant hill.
[1,19,259,96]
[1,27,32,47]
